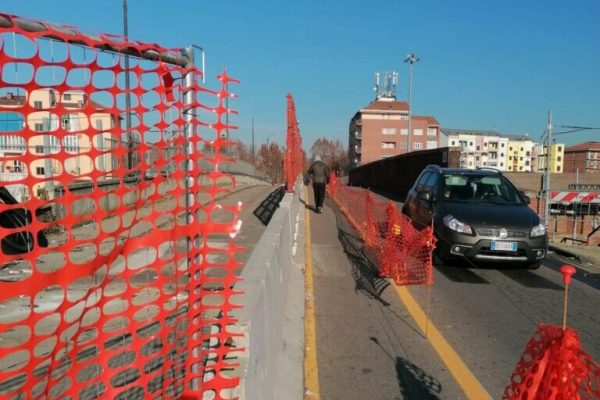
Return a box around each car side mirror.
[520,191,531,205]
[417,190,432,202]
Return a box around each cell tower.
[373,71,398,100]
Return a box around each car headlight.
[443,215,473,235]
[531,221,547,237]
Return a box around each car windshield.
[441,174,524,205]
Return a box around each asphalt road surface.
[310,197,600,400]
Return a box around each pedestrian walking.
[307,155,329,213]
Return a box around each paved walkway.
[303,188,467,400]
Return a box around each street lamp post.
[404,53,419,154]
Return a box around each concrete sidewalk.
[548,239,600,274]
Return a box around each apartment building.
[564,141,600,173]
[443,129,509,170]
[532,143,564,173]
[506,137,536,172]
[0,89,116,200]
[348,98,441,168]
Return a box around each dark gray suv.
[403,166,547,269]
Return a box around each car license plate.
[491,241,517,252]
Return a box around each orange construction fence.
[0,13,242,399]
[284,94,303,192]
[503,324,600,399]
[327,174,434,286]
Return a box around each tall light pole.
[543,111,552,227]
[404,53,419,154]
[123,0,133,170]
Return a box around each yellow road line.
[304,187,320,399]
[393,285,492,400]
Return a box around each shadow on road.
[253,186,285,225]
[396,357,443,400]
[369,336,442,399]
[328,198,391,306]
[434,263,490,284]
[498,269,563,290]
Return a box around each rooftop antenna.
[374,71,398,100]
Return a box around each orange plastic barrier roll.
[0,13,242,399]
[503,324,600,400]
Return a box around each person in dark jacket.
[307,155,329,213]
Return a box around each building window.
[520,157,523,161]
[36,166,45,175]
[34,101,43,109]
[469,142,473,146]
[450,140,456,146]
[509,147,513,151]
[400,129,408,136]
[526,151,530,156]
[35,145,44,154]
[558,146,562,152]
[64,94,72,101]
[413,143,422,150]
[476,156,480,161]
[413,129,423,136]
[557,166,561,172]
[557,156,562,161]
[399,142,407,149]
[501,143,505,147]
[525,161,530,166]
[381,141,396,149]
[95,120,104,131]
[500,163,504,167]
[476,146,480,151]
[509,156,512,161]
[427,128,437,136]
[34,123,44,132]
[62,117,71,131]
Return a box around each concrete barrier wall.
[233,181,305,400]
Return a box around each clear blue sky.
[3,0,599,149]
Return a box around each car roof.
[426,166,501,176]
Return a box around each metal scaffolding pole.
[543,111,553,226]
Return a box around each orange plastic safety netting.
[284,94,303,192]
[327,175,434,286]
[0,13,242,399]
[503,324,600,400]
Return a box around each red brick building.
[564,141,600,173]
[348,98,441,168]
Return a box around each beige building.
[0,89,116,200]
[444,129,509,170]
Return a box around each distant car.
[0,187,48,255]
[403,166,547,269]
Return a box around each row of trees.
[208,137,349,184]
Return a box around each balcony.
[0,172,27,182]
